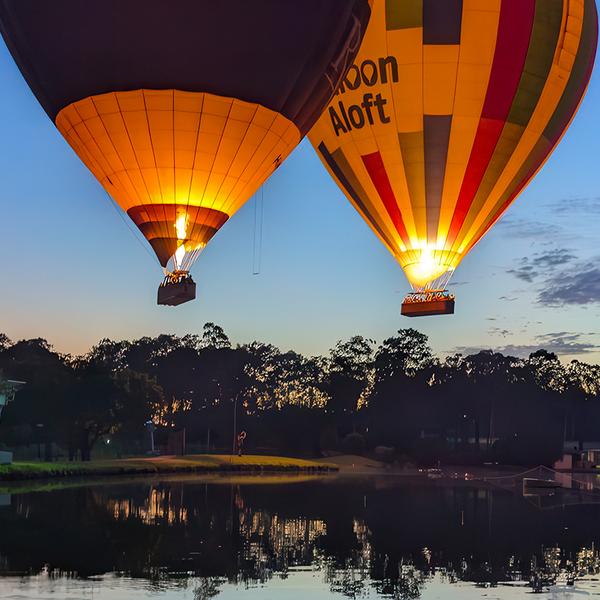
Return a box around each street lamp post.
[145,421,157,454]
[232,394,238,456]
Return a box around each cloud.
[499,296,518,302]
[507,248,577,283]
[496,217,562,239]
[531,249,577,268]
[550,197,600,216]
[453,332,599,359]
[532,332,599,356]
[487,327,511,338]
[507,263,537,283]
[538,264,600,305]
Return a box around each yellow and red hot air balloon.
[310,0,597,317]
[0,0,371,305]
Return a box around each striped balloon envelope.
[309,0,597,315]
[0,0,371,305]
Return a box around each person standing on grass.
[237,431,246,457]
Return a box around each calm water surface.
[1,471,600,599]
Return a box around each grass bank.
[0,454,337,482]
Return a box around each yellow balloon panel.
[56,90,300,266]
[309,0,597,290]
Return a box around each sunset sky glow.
[0,36,599,363]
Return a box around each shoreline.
[0,454,338,483]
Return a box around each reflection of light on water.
[238,509,327,576]
[9,479,600,598]
[100,486,600,595]
[108,487,188,525]
[353,519,371,562]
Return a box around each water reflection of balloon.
[0,0,371,305]
[309,0,597,316]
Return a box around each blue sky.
[0,36,598,364]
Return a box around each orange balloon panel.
[56,90,300,267]
[309,0,598,290]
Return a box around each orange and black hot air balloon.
[0,0,371,305]
[310,0,597,317]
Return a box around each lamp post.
[232,393,238,456]
[145,421,157,454]
[230,375,241,456]
[35,423,44,460]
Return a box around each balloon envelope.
[0,0,371,273]
[309,0,597,291]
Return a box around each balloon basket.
[401,290,455,317]
[157,273,196,306]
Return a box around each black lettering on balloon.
[329,106,348,136]
[348,105,365,129]
[338,101,352,131]
[337,56,400,96]
[360,60,378,86]
[361,93,375,125]
[374,94,390,123]
[343,64,361,91]
[378,56,399,84]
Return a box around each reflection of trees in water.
[3,480,600,597]
[325,559,368,599]
[237,502,326,582]
[375,565,426,600]
[322,518,370,598]
[194,577,225,600]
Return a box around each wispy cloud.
[507,263,537,283]
[507,248,577,283]
[453,331,599,358]
[550,197,600,216]
[496,217,562,239]
[487,327,511,338]
[538,263,600,306]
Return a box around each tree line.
[0,326,599,465]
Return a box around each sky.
[0,35,599,364]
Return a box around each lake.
[1,470,600,598]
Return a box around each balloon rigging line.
[69,99,162,270]
[103,190,159,268]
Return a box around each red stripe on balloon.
[463,0,599,258]
[361,151,410,246]
[445,0,536,247]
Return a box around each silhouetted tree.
[0,326,598,465]
[201,322,231,350]
[326,336,374,415]
[374,329,434,381]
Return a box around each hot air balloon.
[310,0,597,317]
[0,0,371,306]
